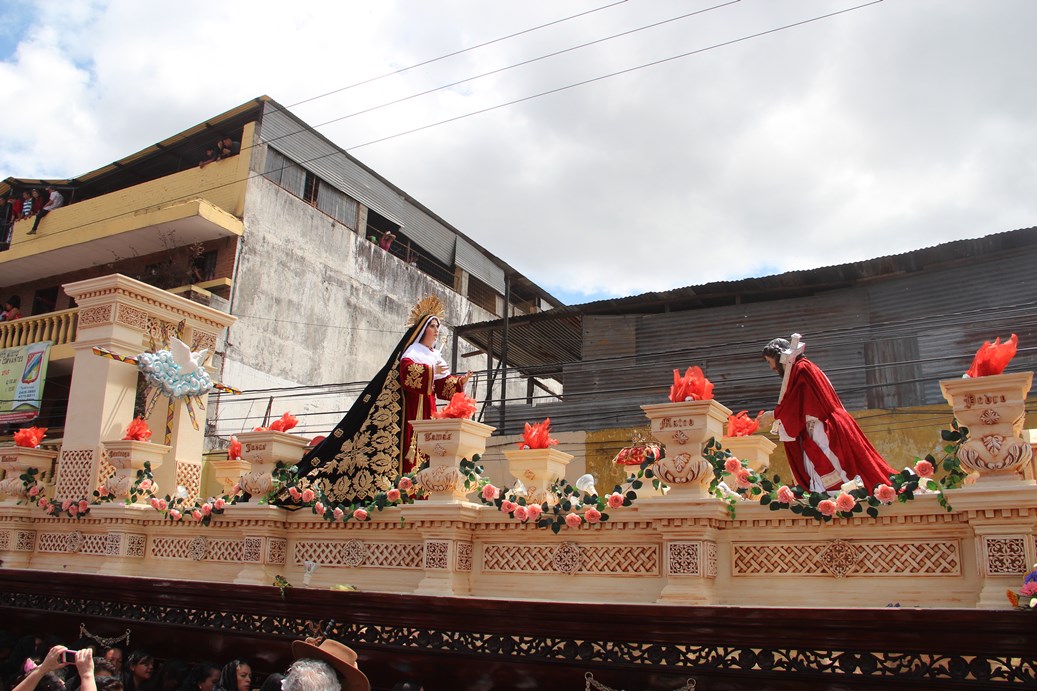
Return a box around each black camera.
[62,650,77,664]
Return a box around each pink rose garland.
[834,493,856,513]
[875,484,897,504]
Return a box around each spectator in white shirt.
[28,186,64,235]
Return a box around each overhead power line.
[14,1,875,246]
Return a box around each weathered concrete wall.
[214,176,504,437]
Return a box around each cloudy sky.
[1,0,1034,304]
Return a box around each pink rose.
[724,457,742,474]
[28,485,40,497]
[735,469,752,489]
[481,484,500,501]
[97,486,109,498]
[332,507,344,521]
[213,497,226,510]
[513,506,529,521]
[1021,582,1037,597]
[301,489,315,503]
[914,460,934,479]
[69,505,79,516]
[158,498,168,511]
[62,499,73,511]
[526,504,543,521]
[386,488,401,502]
[353,508,368,521]
[817,499,836,517]
[169,509,182,521]
[314,501,326,516]
[564,512,582,528]
[501,500,517,514]
[150,497,162,510]
[835,493,856,513]
[191,510,203,521]
[584,508,602,524]
[139,479,153,491]
[398,477,413,491]
[288,487,302,501]
[78,499,89,512]
[875,484,897,504]
[37,498,47,508]
[607,493,624,509]
[776,485,795,504]
[201,503,213,515]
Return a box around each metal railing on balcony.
[0,308,78,349]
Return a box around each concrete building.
[0,96,561,442]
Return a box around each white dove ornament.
[170,336,209,375]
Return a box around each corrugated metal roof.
[456,226,1037,376]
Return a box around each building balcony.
[0,308,78,360]
[1,150,249,286]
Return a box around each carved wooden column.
[58,274,235,502]
[403,503,482,596]
[639,501,728,605]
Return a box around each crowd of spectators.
[1,186,65,246]
[0,630,424,691]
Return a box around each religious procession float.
[0,276,1034,690]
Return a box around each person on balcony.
[28,187,63,235]
[215,138,240,160]
[294,295,471,503]
[761,336,895,494]
[1,295,22,321]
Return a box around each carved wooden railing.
[0,308,78,349]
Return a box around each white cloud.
[2,0,1035,302]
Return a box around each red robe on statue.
[774,357,896,493]
[399,354,464,472]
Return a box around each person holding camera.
[14,646,97,691]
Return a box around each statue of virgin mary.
[294,295,471,503]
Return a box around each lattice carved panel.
[106,533,122,557]
[668,542,701,576]
[176,462,202,503]
[152,537,242,562]
[127,535,146,558]
[15,530,35,551]
[242,537,263,563]
[0,531,9,551]
[733,540,962,577]
[116,304,149,331]
[424,541,449,570]
[38,533,72,553]
[483,543,658,575]
[984,536,1027,575]
[82,534,107,555]
[705,542,718,578]
[77,305,114,328]
[294,541,423,569]
[267,538,287,565]
[145,316,179,344]
[56,448,95,499]
[456,542,473,572]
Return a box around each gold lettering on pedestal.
[660,418,695,430]
[245,442,269,453]
[422,432,454,442]
[108,450,131,461]
[961,393,1007,410]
